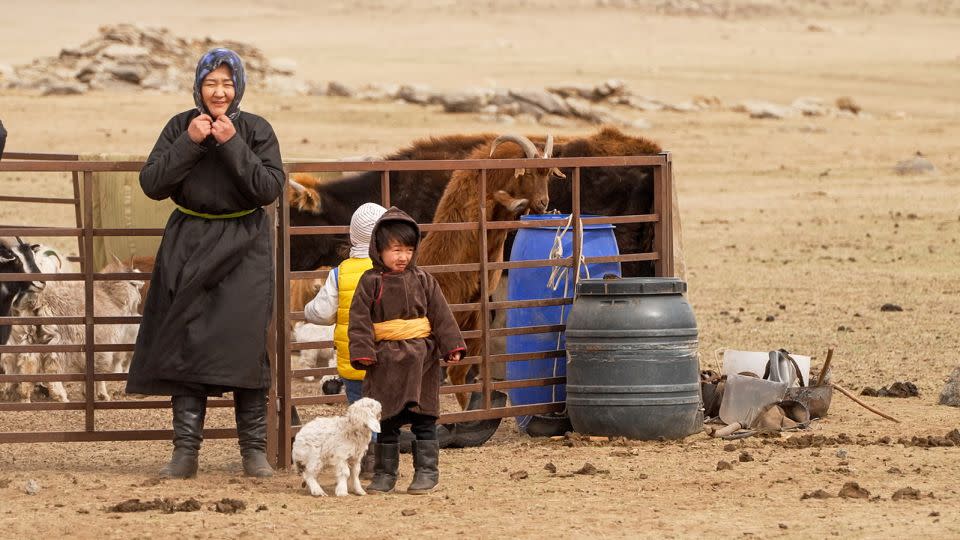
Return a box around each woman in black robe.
[126,48,284,479]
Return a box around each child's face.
[381,240,414,273]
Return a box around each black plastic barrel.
[565,277,700,440]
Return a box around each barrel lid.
[576,277,687,296]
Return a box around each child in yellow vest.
[304,202,388,403]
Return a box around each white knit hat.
[349,203,387,258]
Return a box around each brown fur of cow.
[417,135,557,409]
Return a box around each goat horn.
[543,134,554,159]
[287,178,306,192]
[490,134,539,159]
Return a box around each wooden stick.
[816,348,834,387]
[832,383,901,423]
[713,422,742,437]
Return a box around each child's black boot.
[406,439,439,494]
[366,443,399,493]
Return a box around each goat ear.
[366,416,381,434]
[111,253,124,267]
[0,254,15,263]
[550,167,566,179]
[513,168,525,179]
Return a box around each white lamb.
[292,397,381,497]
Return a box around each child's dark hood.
[369,207,421,272]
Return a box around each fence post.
[661,152,674,278]
[478,169,491,410]
[276,178,294,468]
[82,171,95,431]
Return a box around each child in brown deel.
[348,207,465,494]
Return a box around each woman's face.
[201,64,235,119]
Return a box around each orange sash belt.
[373,317,432,341]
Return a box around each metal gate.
[0,152,673,466]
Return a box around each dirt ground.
[1,1,959,538]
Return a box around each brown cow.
[417,134,563,409]
[286,127,662,276]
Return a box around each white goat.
[292,321,336,383]
[7,256,142,403]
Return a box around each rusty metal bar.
[0,155,667,174]
[72,171,84,273]
[488,324,566,338]
[438,402,564,424]
[278,187,293,468]
[492,377,566,391]
[82,171,95,431]
[478,168,492,411]
[284,155,668,173]
[0,272,84,282]
[584,253,659,265]
[0,227,81,236]
[0,195,77,204]
[2,152,81,160]
[662,153,675,277]
[380,170,390,208]
[0,428,238,444]
[0,161,143,172]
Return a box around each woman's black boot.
[234,388,274,477]
[159,395,207,479]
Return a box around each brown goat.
[417,134,562,409]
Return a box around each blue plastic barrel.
[505,214,621,429]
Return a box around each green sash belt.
[176,205,257,219]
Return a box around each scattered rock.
[24,479,40,495]
[0,478,10,489]
[862,382,919,398]
[891,487,922,501]
[716,460,734,471]
[326,81,356,97]
[42,82,87,96]
[939,367,960,407]
[256,504,268,512]
[397,84,433,105]
[880,303,903,312]
[574,463,601,475]
[791,96,827,116]
[12,24,305,95]
[214,498,246,514]
[509,470,529,481]
[723,443,737,452]
[544,462,557,474]
[836,96,861,115]
[440,91,487,113]
[894,154,936,176]
[801,489,833,500]
[401,508,417,516]
[735,100,793,119]
[838,482,870,499]
[738,451,754,463]
[835,449,848,459]
[510,89,571,116]
[779,523,789,530]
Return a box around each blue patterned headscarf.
[193,48,246,120]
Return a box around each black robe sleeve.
[348,272,379,369]
[139,116,207,201]
[424,272,466,356]
[0,120,7,159]
[216,118,285,207]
